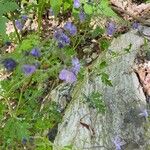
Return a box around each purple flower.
[2,58,17,71]
[112,136,125,150]
[139,109,148,118]
[22,137,27,145]
[59,69,77,83]
[59,57,80,83]
[107,22,116,36]
[30,48,41,57]
[71,57,80,75]
[22,65,36,75]
[73,0,80,8]
[21,15,28,21]
[64,22,77,36]
[79,10,86,22]
[132,22,139,29]
[54,30,70,48]
[15,20,23,30]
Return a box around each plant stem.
[15,88,23,113]
[10,12,21,43]
[38,0,44,35]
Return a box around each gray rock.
[51,30,150,150]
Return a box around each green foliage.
[50,0,62,15]
[0,0,18,39]
[99,61,108,70]
[100,72,113,86]
[0,17,7,39]
[97,0,118,18]
[0,0,18,16]
[84,92,106,113]
[3,118,30,143]
[84,3,93,15]
[91,26,105,38]
[124,43,132,53]
[19,34,40,51]
[63,0,72,11]
[0,0,122,148]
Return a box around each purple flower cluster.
[139,109,149,118]
[73,0,80,8]
[30,48,41,57]
[21,15,28,21]
[2,58,17,71]
[112,136,125,150]
[79,10,86,22]
[64,22,77,36]
[107,22,116,36]
[15,15,28,31]
[54,30,70,48]
[15,20,23,31]
[59,57,80,83]
[21,47,41,75]
[54,22,77,48]
[22,65,36,76]
[132,22,139,29]
[71,57,80,75]
[2,47,41,75]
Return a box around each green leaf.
[124,43,132,53]
[100,39,110,50]
[0,0,18,15]
[84,3,93,15]
[98,0,118,18]
[50,0,62,15]
[101,72,113,86]
[0,17,7,39]
[99,61,108,70]
[19,34,40,51]
[91,26,104,38]
[63,0,72,11]
[62,145,73,150]
[3,118,30,142]
[83,92,106,113]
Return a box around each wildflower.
[59,57,80,83]
[54,30,70,48]
[59,69,77,83]
[139,109,148,118]
[64,22,77,36]
[22,65,36,75]
[132,22,139,29]
[71,57,80,75]
[112,136,125,150]
[15,20,23,30]
[30,48,41,57]
[79,10,86,22]
[2,58,17,71]
[73,0,80,8]
[21,15,28,21]
[22,137,27,145]
[107,22,116,36]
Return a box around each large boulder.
[51,29,150,150]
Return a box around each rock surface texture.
[51,29,150,150]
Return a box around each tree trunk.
[51,29,150,150]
